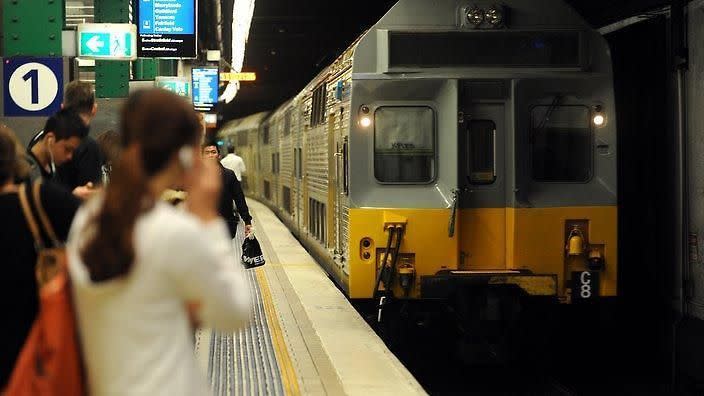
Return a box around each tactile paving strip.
[207,269,285,396]
[204,223,286,396]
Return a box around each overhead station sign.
[192,67,219,112]
[137,0,197,58]
[77,24,138,60]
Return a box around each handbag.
[4,181,86,396]
[241,234,265,269]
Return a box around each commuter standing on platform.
[67,89,251,396]
[29,81,103,192]
[0,125,80,388]
[25,110,92,199]
[221,145,246,182]
[203,140,253,238]
[56,81,103,190]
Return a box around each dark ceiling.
[219,0,670,121]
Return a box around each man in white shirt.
[220,146,246,182]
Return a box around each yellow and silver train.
[219,0,617,308]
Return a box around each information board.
[192,67,218,112]
[137,0,197,58]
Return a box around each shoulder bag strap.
[18,182,45,251]
[31,180,61,248]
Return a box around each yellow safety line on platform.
[255,268,301,396]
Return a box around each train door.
[457,102,507,270]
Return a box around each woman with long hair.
[67,89,251,395]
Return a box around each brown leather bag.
[4,181,85,396]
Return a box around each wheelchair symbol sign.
[3,57,63,117]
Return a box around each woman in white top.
[67,89,251,395]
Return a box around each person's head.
[62,80,97,124]
[81,89,201,282]
[202,139,220,161]
[38,109,90,167]
[96,129,121,166]
[0,125,29,185]
[227,145,234,154]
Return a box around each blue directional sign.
[192,67,219,112]
[3,57,63,117]
[137,0,197,58]
[77,24,137,60]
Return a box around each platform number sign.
[3,58,63,117]
[572,271,600,301]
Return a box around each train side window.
[311,84,327,126]
[271,152,280,174]
[530,105,591,182]
[374,106,435,183]
[263,126,270,145]
[296,148,303,179]
[283,186,291,214]
[284,110,292,136]
[467,120,496,184]
[294,148,298,178]
[237,132,247,146]
[264,180,271,200]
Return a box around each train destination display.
[137,0,197,58]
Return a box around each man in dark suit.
[202,140,252,238]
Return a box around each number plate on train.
[572,271,600,300]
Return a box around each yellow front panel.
[458,209,506,270]
[348,208,458,298]
[507,207,618,297]
[347,206,617,299]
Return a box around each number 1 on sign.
[22,69,39,104]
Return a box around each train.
[218,0,617,320]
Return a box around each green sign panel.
[155,77,190,97]
[77,23,137,60]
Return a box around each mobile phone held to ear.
[178,146,194,170]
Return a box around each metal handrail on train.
[373,225,406,299]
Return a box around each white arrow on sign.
[86,35,105,53]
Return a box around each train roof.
[219,111,270,137]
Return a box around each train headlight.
[359,105,372,128]
[593,114,605,127]
[467,7,484,26]
[592,105,606,127]
[485,7,504,26]
[360,116,372,128]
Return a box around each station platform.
[194,200,426,395]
